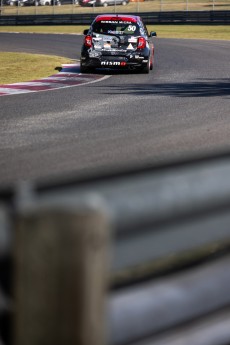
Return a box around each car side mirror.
[83,29,89,35]
[149,31,157,37]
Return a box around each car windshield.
[92,21,140,36]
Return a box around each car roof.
[95,14,141,23]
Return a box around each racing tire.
[140,57,150,74]
[80,64,94,74]
[150,57,153,70]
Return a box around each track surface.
[0,64,109,96]
[0,33,229,187]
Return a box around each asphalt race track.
[0,33,230,188]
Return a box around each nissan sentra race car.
[80,14,157,73]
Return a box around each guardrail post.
[14,203,109,345]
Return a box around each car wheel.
[9,1,14,5]
[140,57,150,74]
[150,55,153,70]
[103,2,108,6]
[122,0,127,5]
[45,1,49,4]
[80,63,94,74]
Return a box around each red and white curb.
[0,64,110,97]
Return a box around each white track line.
[0,63,111,97]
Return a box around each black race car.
[80,14,156,73]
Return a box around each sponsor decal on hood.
[128,37,137,43]
[101,61,126,66]
[127,43,135,50]
[104,43,111,49]
[100,20,132,24]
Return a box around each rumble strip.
[0,64,109,97]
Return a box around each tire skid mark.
[0,64,110,97]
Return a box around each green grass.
[151,25,230,40]
[0,25,87,34]
[0,24,230,40]
[0,52,74,84]
[0,25,229,84]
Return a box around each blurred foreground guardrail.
[1,153,230,345]
[0,10,230,24]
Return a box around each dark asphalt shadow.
[60,65,146,75]
[95,78,230,98]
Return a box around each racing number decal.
[127,25,136,32]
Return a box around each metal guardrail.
[1,153,230,345]
[0,10,230,25]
